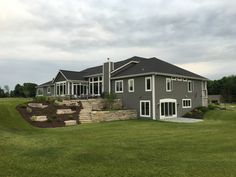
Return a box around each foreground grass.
[0,99,236,177]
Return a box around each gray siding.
[37,85,55,97]
[54,72,66,82]
[111,75,203,119]
[155,76,203,118]
[111,76,153,119]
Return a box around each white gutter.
[111,72,208,81]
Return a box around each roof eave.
[111,72,208,81]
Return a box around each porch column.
[72,83,74,95]
[67,82,70,95]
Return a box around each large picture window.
[128,79,134,92]
[115,80,123,93]
[89,76,103,96]
[56,82,66,96]
[140,100,151,117]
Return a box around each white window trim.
[188,80,193,92]
[166,78,173,92]
[47,87,51,94]
[115,80,123,93]
[159,98,177,119]
[145,77,152,92]
[140,100,151,118]
[182,99,192,108]
[128,79,134,92]
[89,76,102,96]
[55,81,66,96]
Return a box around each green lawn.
[0,98,236,177]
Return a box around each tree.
[208,75,236,102]
[3,85,10,97]
[0,86,5,98]
[14,84,23,97]
[22,83,37,97]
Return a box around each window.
[128,79,134,92]
[145,77,151,91]
[56,82,66,96]
[37,88,43,96]
[47,87,51,94]
[140,100,151,117]
[115,80,123,93]
[166,78,173,92]
[89,76,103,96]
[182,99,191,108]
[188,81,193,92]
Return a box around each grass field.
[0,98,236,177]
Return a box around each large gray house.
[36,56,208,119]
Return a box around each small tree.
[4,85,10,97]
[0,86,5,98]
[14,84,24,97]
[104,92,116,110]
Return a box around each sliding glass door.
[160,99,177,119]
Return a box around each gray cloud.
[0,0,236,88]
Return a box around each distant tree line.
[208,75,236,102]
[0,83,37,98]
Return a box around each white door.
[160,99,177,119]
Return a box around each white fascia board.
[111,61,139,74]
[84,73,103,77]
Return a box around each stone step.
[31,115,47,122]
[64,120,77,126]
[57,109,76,115]
[79,120,93,123]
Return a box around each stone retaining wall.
[91,110,137,122]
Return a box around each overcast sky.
[0,0,236,89]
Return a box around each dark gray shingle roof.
[112,57,207,80]
[41,56,206,83]
[60,70,85,80]
[37,80,53,87]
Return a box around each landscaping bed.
[17,99,82,128]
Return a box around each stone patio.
[160,117,203,123]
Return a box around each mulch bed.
[17,101,81,128]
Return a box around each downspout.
[152,74,156,120]
[108,61,111,94]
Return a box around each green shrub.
[46,97,56,104]
[56,97,63,102]
[104,92,116,110]
[196,106,209,113]
[34,96,47,103]
[26,107,32,113]
[18,103,27,109]
[208,104,218,110]
[184,112,193,118]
